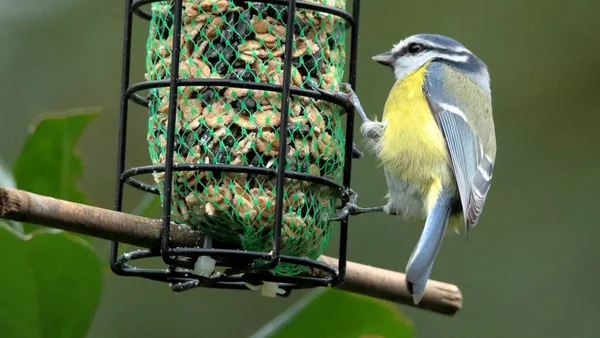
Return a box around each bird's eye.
[407,43,423,54]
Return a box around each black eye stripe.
[392,43,432,57]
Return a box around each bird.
[330,34,496,304]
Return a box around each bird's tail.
[405,187,453,304]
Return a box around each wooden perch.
[0,187,462,315]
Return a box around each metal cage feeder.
[111,0,362,297]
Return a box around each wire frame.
[110,0,361,296]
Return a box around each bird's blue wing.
[423,62,494,229]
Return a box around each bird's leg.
[329,189,385,222]
[335,83,385,142]
[313,83,372,123]
[338,83,372,123]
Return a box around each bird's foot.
[309,82,372,123]
[306,83,365,159]
[329,189,385,222]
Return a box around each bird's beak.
[372,51,394,67]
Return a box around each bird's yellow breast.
[379,63,453,212]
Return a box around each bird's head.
[373,34,490,96]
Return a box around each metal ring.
[121,163,345,192]
[125,78,352,112]
[112,248,336,293]
[131,0,355,26]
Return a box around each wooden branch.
[0,187,462,315]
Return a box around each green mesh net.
[145,0,348,276]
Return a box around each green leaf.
[0,158,23,232]
[252,288,414,338]
[0,223,104,338]
[12,109,100,234]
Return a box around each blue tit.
[338,34,496,304]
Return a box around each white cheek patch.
[393,52,437,80]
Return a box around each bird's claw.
[313,82,357,109]
[352,143,364,159]
[330,189,358,222]
[339,83,362,109]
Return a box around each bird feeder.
[111,0,361,296]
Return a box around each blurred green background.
[1,0,600,337]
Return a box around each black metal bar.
[125,79,351,111]
[130,93,149,107]
[123,177,159,194]
[133,7,152,21]
[337,0,361,285]
[246,0,299,271]
[110,0,135,276]
[131,0,354,26]
[160,0,184,267]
